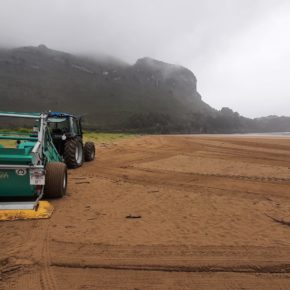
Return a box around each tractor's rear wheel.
[64,139,83,168]
[84,142,95,161]
[44,162,67,198]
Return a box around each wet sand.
[1,135,290,289]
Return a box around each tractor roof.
[48,112,75,118]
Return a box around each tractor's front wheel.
[44,162,67,198]
[64,139,84,168]
[84,142,95,161]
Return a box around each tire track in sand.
[39,222,58,290]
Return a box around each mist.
[0,0,289,118]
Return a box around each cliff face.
[0,45,214,131]
[133,57,199,101]
[0,45,289,133]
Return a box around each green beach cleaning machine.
[0,112,67,221]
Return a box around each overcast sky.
[0,0,289,118]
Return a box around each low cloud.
[0,0,289,117]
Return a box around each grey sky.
[0,0,289,118]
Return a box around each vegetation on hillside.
[0,131,135,148]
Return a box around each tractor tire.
[84,142,95,162]
[64,139,84,168]
[44,162,67,198]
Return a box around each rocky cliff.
[0,45,289,133]
[0,45,214,132]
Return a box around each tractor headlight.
[61,134,67,140]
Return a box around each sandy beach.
[1,135,290,289]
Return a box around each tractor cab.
[48,112,82,137]
[47,112,95,168]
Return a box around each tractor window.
[48,118,70,134]
[71,118,81,135]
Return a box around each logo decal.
[0,172,9,179]
[16,169,27,176]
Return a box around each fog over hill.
[0,45,289,133]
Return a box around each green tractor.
[0,112,68,213]
[47,112,95,169]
